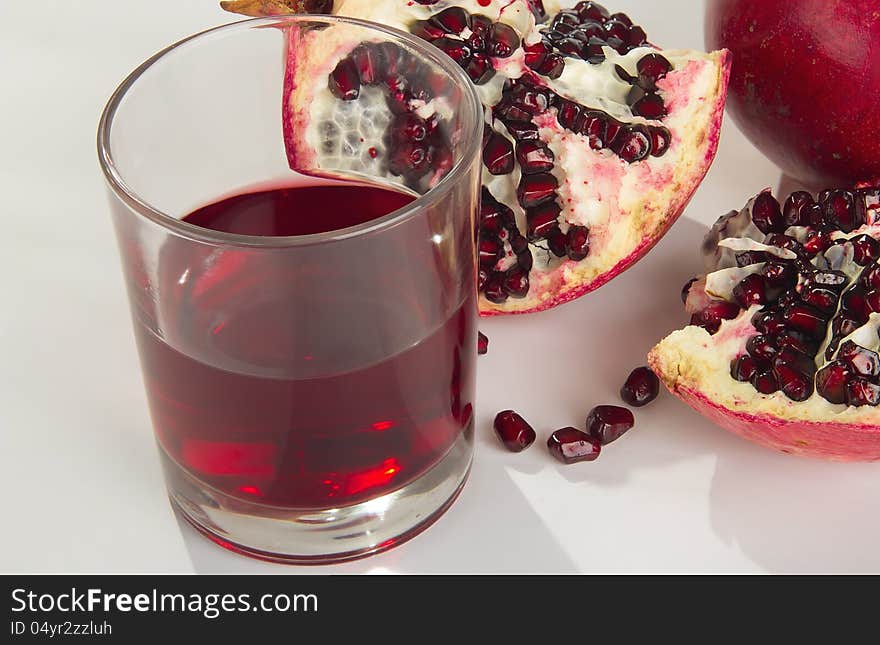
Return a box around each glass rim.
[97,15,484,248]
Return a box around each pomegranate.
[478,330,489,354]
[222,0,730,314]
[705,0,880,189]
[649,185,880,461]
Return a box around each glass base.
[161,430,472,565]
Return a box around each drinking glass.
[98,16,483,563]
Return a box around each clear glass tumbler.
[98,16,483,564]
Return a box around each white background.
[2,0,878,574]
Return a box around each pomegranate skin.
[659,380,880,461]
[705,0,880,188]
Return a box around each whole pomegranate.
[223,0,730,315]
[705,0,880,188]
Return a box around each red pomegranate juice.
[133,180,476,509]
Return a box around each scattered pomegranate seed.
[586,405,634,445]
[493,410,536,452]
[478,332,489,355]
[547,427,601,464]
[620,366,660,407]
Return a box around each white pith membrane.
[237,0,729,314]
[651,189,880,430]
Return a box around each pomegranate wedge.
[222,0,730,315]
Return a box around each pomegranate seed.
[348,44,383,85]
[627,24,647,47]
[566,225,590,261]
[586,405,634,445]
[800,284,839,314]
[328,58,361,101]
[862,265,880,290]
[433,37,472,67]
[412,20,447,42]
[784,304,827,337]
[731,355,759,382]
[752,309,787,335]
[505,121,540,141]
[478,331,489,355]
[556,100,581,130]
[465,53,495,85]
[575,1,610,22]
[609,11,633,26]
[553,10,580,28]
[526,202,561,240]
[620,366,660,407]
[610,125,651,163]
[574,22,605,41]
[850,234,880,265]
[517,248,534,271]
[774,345,817,373]
[842,287,871,321]
[547,228,568,257]
[816,360,851,404]
[751,370,779,394]
[603,118,623,143]
[631,93,667,120]
[467,14,491,50]
[772,363,814,402]
[774,330,819,357]
[518,173,559,208]
[636,53,672,89]
[750,191,785,234]
[746,334,778,361]
[536,54,565,78]
[603,19,630,41]
[478,236,502,268]
[648,126,671,156]
[782,190,815,227]
[430,7,471,34]
[691,300,741,334]
[503,267,530,298]
[761,262,797,288]
[833,313,862,338]
[547,427,601,464]
[821,189,863,233]
[802,230,833,256]
[866,290,880,313]
[483,130,515,175]
[483,274,508,304]
[837,340,880,377]
[846,378,880,407]
[516,141,555,174]
[582,38,607,64]
[488,22,520,58]
[733,273,769,308]
[493,410,536,452]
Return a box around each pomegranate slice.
[222,0,730,315]
[650,186,880,461]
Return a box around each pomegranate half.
[650,185,880,461]
[705,0,880,189]
[222,0,731,315]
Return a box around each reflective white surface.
[2,0,878,573]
